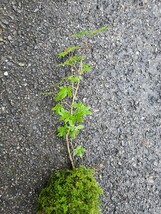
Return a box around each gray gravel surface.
[1,0,161,214]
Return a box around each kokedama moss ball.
[37,166,103,214]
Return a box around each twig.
[66,133,75,168]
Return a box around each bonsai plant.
[37,26,108,214]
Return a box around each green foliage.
[37,166,103,214]
[57,125,68,137]
[67,75,82,83]
[88,26,108,36]
[52,101,91,139]
[72,26,108,37]
[58,56,84,67]
[82,63,92,72]
[71,30,89,38]
[57,123,84,139]
[54,86,72,101]
[51,26,108,162]
[52,101,92,139]
[58,46,81,58]
[73,145,85,158]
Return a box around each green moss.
[37,166,103,214]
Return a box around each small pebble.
[4,71,8,76]
[18,62,25,67]
[8,35,12,41]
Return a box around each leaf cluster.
[37,166,103,214]
[58,46,81,58]
[58,55,84,67]
[52,102,92,139]
[73,145,85,158]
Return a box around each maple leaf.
[72,102,92,123]
[57,46,81,58]
[54,86,72,101]
[52,104,63,115]
[88,26,108,36]
[59,110,74,124]
[71,30,89,37]
[81,63,91,72]
[57,125,68,137]
[69,124,84,138]
[73,145,85,158]
[58,56,84,67]
[68,75,81,83]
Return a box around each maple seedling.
[51,26,108,168]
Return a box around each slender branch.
[69,138,74,155]
[70,67,75,115]
[72,80,80,104]
[68,61,83,167]
[71,60,83,113]
[66,133,75,168]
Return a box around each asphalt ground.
[1,0,161,213]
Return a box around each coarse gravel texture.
[1,0,161,214]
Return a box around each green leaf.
[81,63,91,72]
[72,102,92,122]
[64,45,81,53]
[59,110,73,124]
[88,26,108,36]
[58,56,84,67]
[71,30,89,37]
[68,75,81,83]
[75,125,84,130]
[52,104,76,125]
[71,26,108,38]
[57,46,81,58]
[52,104,63,115]
[54,86,72,101]
[69,124,84,138]
[73,146,85,158]
[57,125,68,137]
[57,51,68,58]
[69,130,78,138]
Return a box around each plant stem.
[72,79,80,104]
[71,60,82,113]
[68,61,82,168]
[66,133,75,168]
